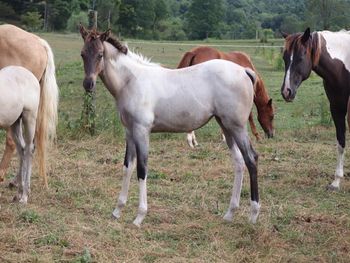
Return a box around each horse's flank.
[176,46,274,140]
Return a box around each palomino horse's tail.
[36,38,59,188]
[177,51,196,68]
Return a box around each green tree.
[186,0,224,39]
[306,0,350,30]
[118,0,138,36]
[21,11,43,31]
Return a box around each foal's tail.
[177,51,196,68]
[36,38,59,188]
[245,68,257,87]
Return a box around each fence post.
[81,9,98,135]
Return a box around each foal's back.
[0,66,40,128]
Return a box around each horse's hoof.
[326,184,339,191]
[132,219,142,228]
[112,208,121,219]
[12,194,20,202]
[8,181,18,189]
[223,212,234,222]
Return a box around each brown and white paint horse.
[0,24,58,187]
[281,28,350,190]
[177,46,275,147]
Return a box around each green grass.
[0,33,349,262]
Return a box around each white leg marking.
[133,178,148,227]
[330,143,345,189]
[187,132,194,148]
[249,200,261,224]
[192,131,199,147]
[187,131,198,148]
[112,161,135,219]
[223,144,245,222]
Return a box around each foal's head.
[79,25,127,92]
[281,28,320,102]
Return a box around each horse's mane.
[284,31,321,67]
[106,36,128,55]
[86,29,128,55]
[126,49,160,67]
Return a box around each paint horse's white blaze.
[80,29,260,227]
[282,54,293,99]
[0,66,40,203]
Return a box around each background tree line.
[0,0,350,40]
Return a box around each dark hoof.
[12,194,19,202]
[8,182,18,189]
[326,184,339,191]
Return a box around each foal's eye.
[98,53,103,59]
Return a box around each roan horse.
[79,26,260,226]
[177,46,275,147]
[0,66,56,203]
[281,28,350,190]
[0,24,58,187]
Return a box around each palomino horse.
[0,24,58,187]
[79,26,260,226]
[178,46,275,147]
[0,66,56,203]
[281,28,350,190]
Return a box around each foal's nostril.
[287,88,292,97]
[83,78,95,92]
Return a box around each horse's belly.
[152,108,213,132]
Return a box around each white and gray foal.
[80,27,261,227]
[0,66,40,203]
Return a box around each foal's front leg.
[112,132,136,219]
[132,126,150,227]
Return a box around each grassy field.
[0,33,349,262]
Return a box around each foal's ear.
[100,29,111,42]
[301,28,311,43]
[280,30,289,39]
[267,98,273,106]
[79,24,89,40]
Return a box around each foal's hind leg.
[220,121,260,223]
[112,132,136,219]
[8,124,25,188]
[10,119,25,202]
[186,131,199,148]
[19,111,36,204]
[0,129,16,182]
[223,142,245,222]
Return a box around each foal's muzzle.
[83,77,96,92]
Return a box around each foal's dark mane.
[87,29,128,55]
[284,31,321,67]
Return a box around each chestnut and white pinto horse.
[0,24,58,188]
[281,28,350,190]
[79,26,260,227]
[0,66,56,203]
